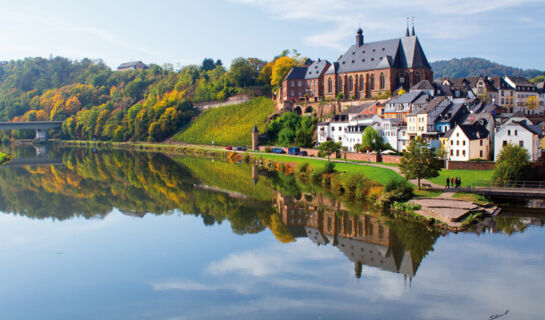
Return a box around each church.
[277,25,433,105]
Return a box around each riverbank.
[60,140,488,231]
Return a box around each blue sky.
[0,0,544,70]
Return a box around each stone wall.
[381,155,403,164]
[446,160,495,170]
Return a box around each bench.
[421,183,432,190]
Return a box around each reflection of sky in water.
[0,211,543,320]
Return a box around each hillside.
[431,57,544,79]
[172,97,274,146]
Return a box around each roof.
[117,61,147,69]
[340,103,371,115]
[449,124,490,140]
[438,102,466,122]
[331,35,431,74]
[285,66,308,80]
[489,76,513,91]
[325,62,340,75]
[502,121,543,136]
[304,59,331,79]
[411,80,435,91]
[506,76,534,86]
[386,91,423,105]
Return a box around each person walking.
[446,177,450,189]
[451,177,454,188]
[458,177,462,188]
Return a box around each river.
[0,145,543,320]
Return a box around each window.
[415,72,420,83]
[456,150,459,156]
[480,140,483,146]
[508,130,511,136]
[450,150,454,156]
[290,80,294,87]
[359,75,364,91]
[331,127,335,131]
[514,130,518,136]
[457,141,460,146]
[463,141,466,146]
[480,150,483,157]
[463,150,466,156]
[519,140,524,147]
[370,74,375,90]
[379,73,385,89]
[328,78,333,93]
[297,81,301,87]
[348,76,353,92]
[503,141,507,146]
[338,77,343,92]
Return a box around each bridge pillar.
[35,128,48,141]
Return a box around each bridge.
[0,121,63,140]
[471,181,545,199]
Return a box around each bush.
[296,162,310,174]
[324,161,336,173]
[264,147,273,153]
[385,178,414,202]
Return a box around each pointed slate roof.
[332,35,431,74]
[304,59,331,79]
[284,66,308,80]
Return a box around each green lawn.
[253,153,402,185]
[428,169,494,188]
[452,192,489,205]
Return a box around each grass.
[172,97,274,146]
[0,152,9,165]
[452,192,489,205]
[428,169,494,188]
[253,153,401,185]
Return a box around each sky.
[0,0,544,70]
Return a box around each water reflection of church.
[274,193,421,280]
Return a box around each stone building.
[323,27,433,100]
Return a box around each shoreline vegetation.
[61,140,487,231]
[0,151,10,165]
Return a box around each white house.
[445,124,491,161]
[494,121,542,161]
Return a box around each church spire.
[411,17,415,36]
[405,18,410,37]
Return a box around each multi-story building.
[444,124,491,161]
[504,76,540,113]
[489,76,515,111]
[383,91,431,122]
[494,114,543,161]
[288,26,434,102]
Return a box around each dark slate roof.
[450,124,489,140]
[325,62,340,75]
[118,61,146,69]
[411,80,435,91]
[305,59,331,79]
[506,76,534,86]
[511,121,543,136]
[332,35,430,74]
[303,58,314,66]
[285,66,308,80]
[340,103,371,115]
[386,91,423,104]
[490,76,513,91]
[439,102,466,122]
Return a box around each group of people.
[446,177,462,189]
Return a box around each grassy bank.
[428,169,494,188]
[171,97,274,146]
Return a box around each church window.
[359,75,364,91]
[348,76,353,92]
[415,72,421,83]
[328,78,333,93]
[379,73,385,90]
[338,77,343,92]
[370,74,375,90]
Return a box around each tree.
[361,126,387,152]
[525,96,539,113]
[271,56,296,88]
[229,57,257,87]
[200,58,216,72]
[493,143,531,184]
[399,137,441,189]
[319,140,341,160]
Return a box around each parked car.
[234,146,246,151]
[288,147,300,155]
[300,151,308,156]
[272,147,285,154]
[225,146,232,150]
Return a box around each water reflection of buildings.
[274,192,421,280]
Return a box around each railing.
[472,180,545,192]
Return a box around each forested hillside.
[431,57,544,79]
[0,52,302,142]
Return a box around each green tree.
[200,58,216,72]
[361,126,387,152]
[318,140,341,160]
[399,137,441,189]
[493,143,531,184]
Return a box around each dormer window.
[362,59,365,62]
[372,49,375,52]
[382,48,385,51]
[371,58,374,61]
[352,60,355,63]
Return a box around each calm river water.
[0,145,543,320]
